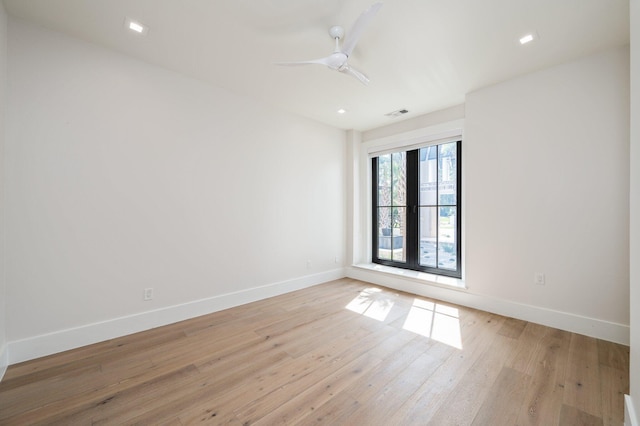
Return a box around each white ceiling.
[2,0,630,131]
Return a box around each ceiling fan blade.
[274,57,332,67]
[341,2,383,57]
[340,65,370,85]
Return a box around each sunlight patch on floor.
[345,288,463,349]
[403,299,462,349]
[345,287,395,321]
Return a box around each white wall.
[350,46,630,345]
[628,0,639,423]
[0,2,7,379]
[5,19,346,362]
[465,46,630,327]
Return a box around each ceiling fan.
[276,3,383,85]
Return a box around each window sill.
[352,263,467,291]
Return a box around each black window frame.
[372,140,462,278]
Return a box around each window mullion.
[435,146,440,269]
[371,157,378,263]
[405,150,419,268]
[389,155,394,262]
[456,140,462,274]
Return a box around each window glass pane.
[391,207,406,262]
[377,245,392,260]
[377,207,391,260]
[419,147,437,206]
[377,154,391,207]
[392,152,406,207]
[419,207,437,267]
[438,207,457,270]
[378,207,392,232]
[378,206,404,261]
[377,209,392,260]
[438,143,457,205]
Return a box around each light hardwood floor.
[0,278,629,425]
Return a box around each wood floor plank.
[497,316,528,339]
[514,328,571,425]
[250,353,383,425]
[345,342,457,425]
[340,333,436,406]
[120,351,293,425]
[0,331,263,424]
[505,321,550,374]
[231,326,399,423]
[429,334,521,425]
[182,305,287,338]
[47,364,202,425]
[0,328,187,390]
[560,404,604,426]
[316,337,427,423]
[275,279,365,312]
[0,340,112,382]
[156,325,380,424]
[259,310,359,358]
[0,278,629,425]
[599,365,629,425]
[387,310,507,425]
[563,333,603,418]
[304,395,362,425]
[0,363,105,420]
[471,367,531,425]
[598,339,630,371]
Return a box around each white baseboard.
[347,266,629,345]
[626,395,638,426]
[7,268,346,365]
[0,343,7,381]
[5,264,629,366]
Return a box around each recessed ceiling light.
[337,108,347,114]
[519,32,538,45]
[129,22,144,33]
[125,18,148,35]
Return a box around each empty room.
[0,0,638,425]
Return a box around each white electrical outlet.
[534,273,545,285]
[144,288,154,300]
[306,260,312,269]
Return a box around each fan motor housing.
[329,25,344,40]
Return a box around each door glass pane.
[392,152,406,207]
[438,207,457,270]
[377,154,391,206]
[419,207,437,267]
[391,207,406,262]
[438,142,457,205]
[419,146,437,206]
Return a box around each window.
[372,140,461,278]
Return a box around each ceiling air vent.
[385,109,409,117]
